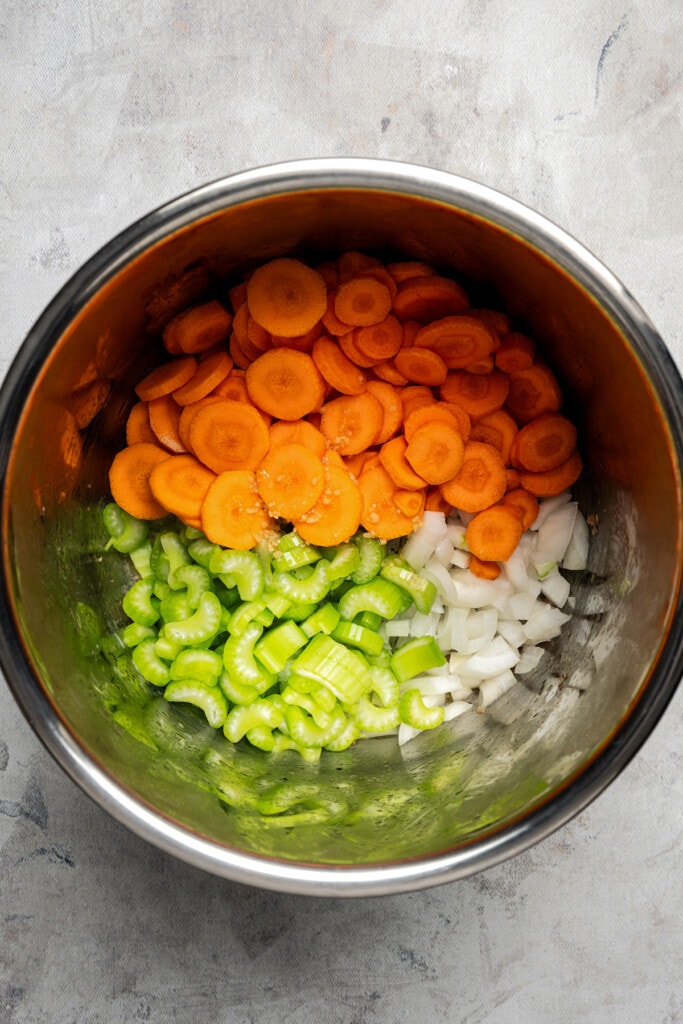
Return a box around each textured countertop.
[1,2,682,1021]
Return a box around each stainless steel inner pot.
[1,158,682,896]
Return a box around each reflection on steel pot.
[1,159,682,896]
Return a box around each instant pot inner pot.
[5,187,680,864]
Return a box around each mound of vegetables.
[102,250,588,757]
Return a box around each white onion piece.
[562,509,590,570]
[444,700,472,721]
[450,548,471,569]
[398,723,422,746]
[401,674,455,695]
[446,521,468,549]
[515,645,545,674]
[478,669,517,708]
[540,571,571,608]
[504,591,539,621]
[533,552,559,580]
[523,606,570,644]
[423,557,459,604]
[401,512,448,570]
[422,693,446,708]
[451,569,512,610]
[448,606,471,652]
[459,636,520,679]
[503,545,532,591]
[536,502,578,563]
[531,491,572,530]
[433,537,455,568]
[383,619,412,638]
[460,608,498,655]
[409,610,440,637]
[496,618,527,649]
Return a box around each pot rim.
[1,157,682,896]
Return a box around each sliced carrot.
[337,250,383,281]
[425,487,452,514]
[439,402,472,441]
[109,442,170,520]
[351,314,403,362]
[405,420,466,485]
[148,394,187,453]
[315,260,339,291]
[465,354,495,374]
[506,467,521,491]
[372,360,409,385]
[505,363,563,424]
[162,301,233,356]
[516,450,583,497]
[334,277,392,327]
[386,260,436,284]
[401,320,422,347]
[322,292,355,337]
[357,264,398,300]
[469,409,518,465]
[404,402,466,443]
[415,315,498,369]
[149,453,217,522]
[439,441,507,513]
[212,371,249,402]
[268,418,328,460]
[292,463,363,546]
[246,258,328,338]
[126,402,158,446]
[231,302,249,343]
[468,308,511,337]
[394,347,448,387]
[343,450,381,478]
[312,334,368,395]
[338,329,383,368]
[394,488,426,519]
[391,276,469,322]
[256,443,326,520]
[201,470,276,550]
[172,350,233,406]
[358,465,417,540]
[495,331,535,373]
[440,369,509,418]
[177,395,224,452]
[501,488,539,530]
[236,331,266,365]
[320,392,383,455]
[400,385,436,419]
[135,356,197,402]
[228,282,248,313]
[246,314,273,352]
[510,412,577,472]
[379,436,427,491]
[271,320,322,351]
[465,504,524,563]
[366,381,403,444]
[469,555,502,580]
[71,379,112,429]
[229,332,253,369]
[245,348,326,420]
[188,399,270,473]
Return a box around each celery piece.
[351,536,386,584]
[121,622,156,648]
[159,531,192,578]
[103,503,149,554]
[159,591,194,625]
[153,578,171,601]
[323,717,361,751]
[164,679,228,729]
[168,564,211,607]
[272,543,321,573]
[218,670,258,706]
[284,703,347,749]
[187,537,220,570]
[182,524,205,542]
[154,636,183,662]
[399,689,445,730]
[389,636,446,684]
[129,541,154,580]
[254,621,308,675]
[380,554,437,614]
[277,531,308,552]
[279,601,318,622]
[331,620,385,657]
[300,602,341,638]
[169,648,223,683]
[222,621,276,694]
[162,591,223,646]
[122,579,160,628]
[209,549,264,602]
[325,542,362,582]
[355,610,383,631]
[353,694,400,732]
[280,685,336,729]
[132,638,171,687]
[291,634,372,705]
[337,578,406,621]
[228,598,270,637]
[150,534,171,582]
[261,591,293,619]
[270,559,332,604]
[224,698,284,743]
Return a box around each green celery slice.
[389,636,446,683]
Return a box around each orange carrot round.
[337,250,383,281]
[415,315,498,369]
[320,392,383,455]
[334,276,392,327]
[246,258,328,338]
[177,395,224,452]
[126,402,158,446]
[172,350,233,406]
[501,488,539,530]
[162,300,233,356]
[312,334,368,395]
[245,348,326,420]
[469,409,518,464]
[353,315,403,361]
[366,381,403,444]
[403,402,466,443]
[135,356,197,402]
[516,450,583,497]
[379,435,427,491]
[440,369,509,418]
[400,385,436,418]
[322,292,355,337]
[292,463,362,546]
[510,413,577,472]
[394,347,448,387]
[358,465,417,540]
[469,555,502,580]
[465,505,524,562]
[439,440,507,513]
[386,260,436,283]
[405,420,465,485]
[271,320,322,351]
[149,453,217,522]
[425,487,452,514]
[372,360,409,385]
[201,470,275,550]
[268,419,328,460]
[148,394,187,453]
[338,329,383,368]
[188,399,270,473]
[495,331,536,373]
[109,442,170,520]
[505,363,563,424]
[391,276,469,322]
[393,488,426,519]
[256,443,326,520]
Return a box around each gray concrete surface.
[1,1,682,1021]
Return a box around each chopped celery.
[337,578,406,621]
[164,679,228,729]
[254,621,308,675]
[300,602,340,638]
[103,503,149,553]
[291,634,372,705]
[380,554,438,614]
[331,620,385,657]
[389,636,447,683]
[399,689,445,730]
[209,549,264,601]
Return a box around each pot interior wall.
[5,187,681,864]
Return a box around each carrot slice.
[425,487,452,514]
[337,250,383,281]
[465,505,524,563]
[391,276,469,322]
[400,385,436,419]
[227,282,248,313]
[379,436,428,491]
[228,332,253,370]
[148,394,187,453]
[162,301,233,356]
[338,329,383,368]
[353,315,403,361]
[372,360,408,385]
[322,292,355,337]
[171,350,233,406]
[126,402,158,446]
[256,443,326,520]
[501,488,539,530]
[465,354,495,374]
[469,308,511,337]
[439,402,472,441]
[271,320,322,351]
[505,363,563,424]
[109,442,170,520]
[510,412,577,472]
[292,463,363,546]
[386,260,436,284]
[405,420,466,485]
[201,470,275,550]
[135,356,197,402]
[393,488,426,519]
[246,313,272,352]
[404,402,466,443]
[358,465,416,540]
[357,264,398,300]
[149,453,217,521]
[506,467,521,491]
[268,419,328,460]
[393,347,448,386]
[344,450,381,478]
[469,555,502,580]
[469,409,518,465]
[212,371,249,402]
[177,395,224,452]
[315,261,339,291]
[402,320,422,347]
[439,441,507,513]
[440,369,509,418]
[415,315,498,369]
[320,392,383,455]
[312,335,368,395]
[516,450,583,497]
[246,258,328,338]
[495,332,536,373]
[366,381,403,444]
[245,348,326,420]
[188,399,270,473]
[334,277,392,327]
